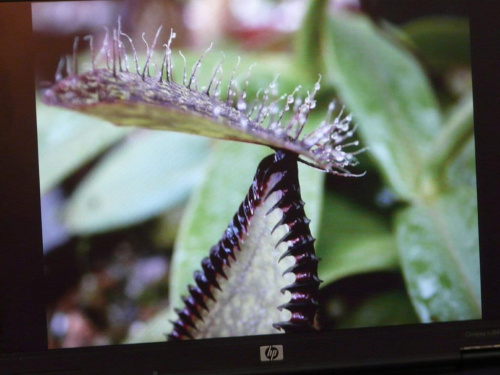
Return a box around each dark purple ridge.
[168,149,321,340]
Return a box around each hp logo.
[260,345,284,362]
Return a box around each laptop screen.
[2,0,499,373]
[30,0,482,347]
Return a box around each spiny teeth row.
[168,154,265,340]
[265,153,320,331]
[169,151,320,340]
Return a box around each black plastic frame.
[1,1,500,374]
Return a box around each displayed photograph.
[33,0,480,348]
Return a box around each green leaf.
[403,17,471,72]
[36,100,130,194]
[396,187,481,322]
[337,290,419,329]
[323,12,442,199]
[317,193,399,286]
[152,204,187,249]
[295,0,329,81]
[125,306,176,344]
[446,137,476,188]
[63,131,209,234]
[168,140,324,311]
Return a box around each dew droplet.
[334,153,345,162]
[237,100,247,111]
[339,123,349,132]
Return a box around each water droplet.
[213,106,221,117]
[240,117,248,127]
[237,100,247,111]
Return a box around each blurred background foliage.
[34,0,478,347]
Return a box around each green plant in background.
[38,0,478,344]
[298,0,478,323]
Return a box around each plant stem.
[425,92,474,188]
[295,0,328,81]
